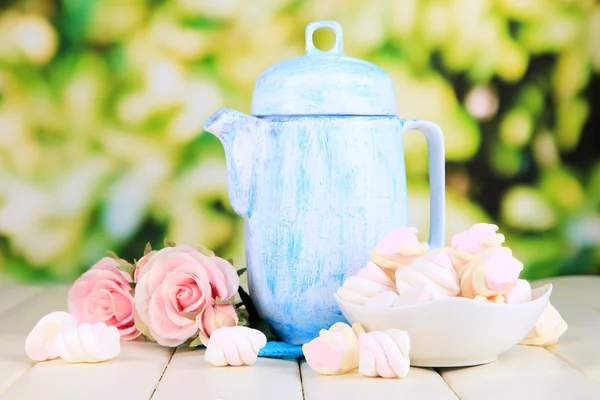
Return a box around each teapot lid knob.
[251,20,397,117]
[305,21,344,56]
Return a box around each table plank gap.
[0,286,175,399]
[439,345,600,400]
[149,347,177,400]
[0,286,72,395]
[532,276,600,311]
[0,336,33,396]
[152,347,304,400]
[539,296,600,384]
[298,359,306,400]
[1,341,175,400]
[0,276,598,400]
[433,368,462,399]
[300,362,458,400]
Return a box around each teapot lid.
[251,21,397,116]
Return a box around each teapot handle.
[401,120,446,249]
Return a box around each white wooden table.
[1,276,599,399]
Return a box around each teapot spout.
[203,108,270,219]
[204,108,250,141]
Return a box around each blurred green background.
[0,0,599,284]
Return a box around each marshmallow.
[54,322,121,363]
[25,311,78,361]
[358,329,411,378]
[204,326,266,367]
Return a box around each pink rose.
[196,304,239,344]
[134,250,157,282]
[68,257,140,340]
[134,245,239,347]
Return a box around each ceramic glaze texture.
[204,20,446,344]
[205,110,445,344]
[251,21,396,117]
[249,116,408,343]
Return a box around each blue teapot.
[204,21,446,344]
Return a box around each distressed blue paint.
[203,21,446,344]
[252,21,397,117]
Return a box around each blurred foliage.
[0,0,598,283]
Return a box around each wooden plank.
[0,335,33,395]
[1,342,174,400]
[300,362,458,400]
[543,295,600,384]
[152,347,304,400]
[0,276,597,399]
[0,286,70,395]
[439,278,600,398]
[0,285,174,399]
[439,344,600,400]
[549,296,600,330]
[0,285,43,316]
[438,277,600,399]
[550,328,600,384]
[0,285,71,336]
[532,276,600,311]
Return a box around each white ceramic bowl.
[334,284,552,368]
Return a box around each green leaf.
[180,311,198,320]
[144,242,153,256]
[143,334,157,343]
[106,250,119,259]
[189,336,204,348]
[196,244,215,256]
[237,286,279,341]
[236,307,249,323]
[117,263,135,277]
[252,319,278,342]
[238,286,259,320]
[237,315,249,327]
[236,268,246,277]
[164,238,177,248]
